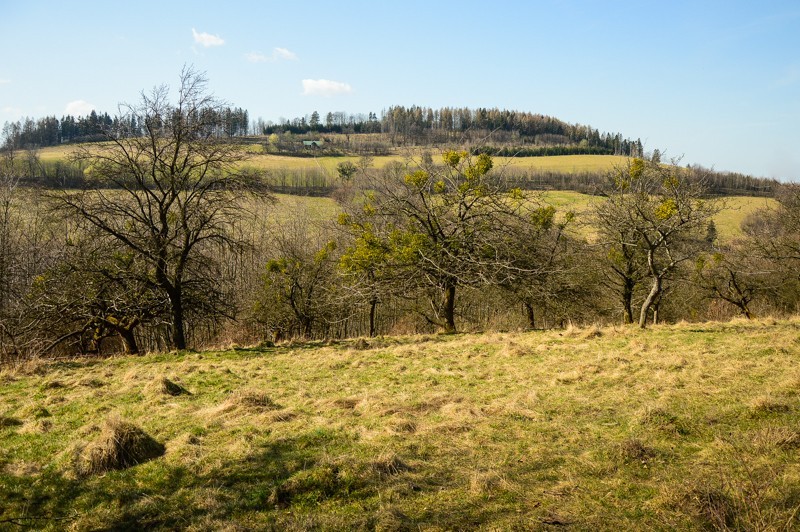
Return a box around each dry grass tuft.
[227,390,280,411]
[685,485,736,530]
[333,397,361,410]
[155,377,191,396]
[371,453,411,478]
[749,396,791,417]
[388,418,417,434]
[20,404,51,420]
[618,438,657,463]
[499,341,529,357]
[74,417,165,476]
[750,425,800,450]
[639,407,690,435]
[469,469,505,496]
[79,377,106,388]
[373,506,414,531]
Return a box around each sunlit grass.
[1,318,799,529]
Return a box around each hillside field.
[1,319,799,530]
[36,145,628,175]
[34,145,774,242]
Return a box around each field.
[37,145,627,175]
[1,319,799,530]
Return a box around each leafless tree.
[49,67,269,350]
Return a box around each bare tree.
[255,211,348,340]
[50,67,268,350]
[594,158,719,327]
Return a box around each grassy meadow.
[1,319,799,530]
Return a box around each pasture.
[1,319,798,529]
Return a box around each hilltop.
[1,319,799,530]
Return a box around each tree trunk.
[638,276,662,329]
[368,296,378,337]
[118,327,140,355]
[524,301,536,329]
[169,288,187,350]
[302,316,314,338]
[622,279,635,324]
[442,281,457,333]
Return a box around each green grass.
[1,319,799,530]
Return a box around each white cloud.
[192,28,225,47]
[302,79,353,96]
[0,79,10,85]
[245,47,298,63]
[64,100,95,116]
[273,47,297,61]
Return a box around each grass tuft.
[371,453,411,478]
[617,438,657,463]
[73,416,165,476]
[155,377,191,396]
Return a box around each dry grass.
[1,318,799,529]
[73,416,165,476]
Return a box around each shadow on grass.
[0,424,529,530]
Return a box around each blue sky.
[1,0,799,180]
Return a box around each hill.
[1,319,799,529]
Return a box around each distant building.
[302,140,324,148]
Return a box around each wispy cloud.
[64,100,95,116]
[192,28,225,47]
[0,79,10,85]
[302,79,353,96]
[245,47,298,63]
[273,47,297,61]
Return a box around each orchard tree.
[693,243,768,320]
[743,184,800,277]
[51,67,267,350]
[339,152,550,333]
[255,212,347,340]
[594,158,719,328]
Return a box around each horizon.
[1,0,799,180]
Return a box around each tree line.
[1,70,798,363]
[1,107,250,150]
[263,105,644,155]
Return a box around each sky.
[1,0,799,180]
